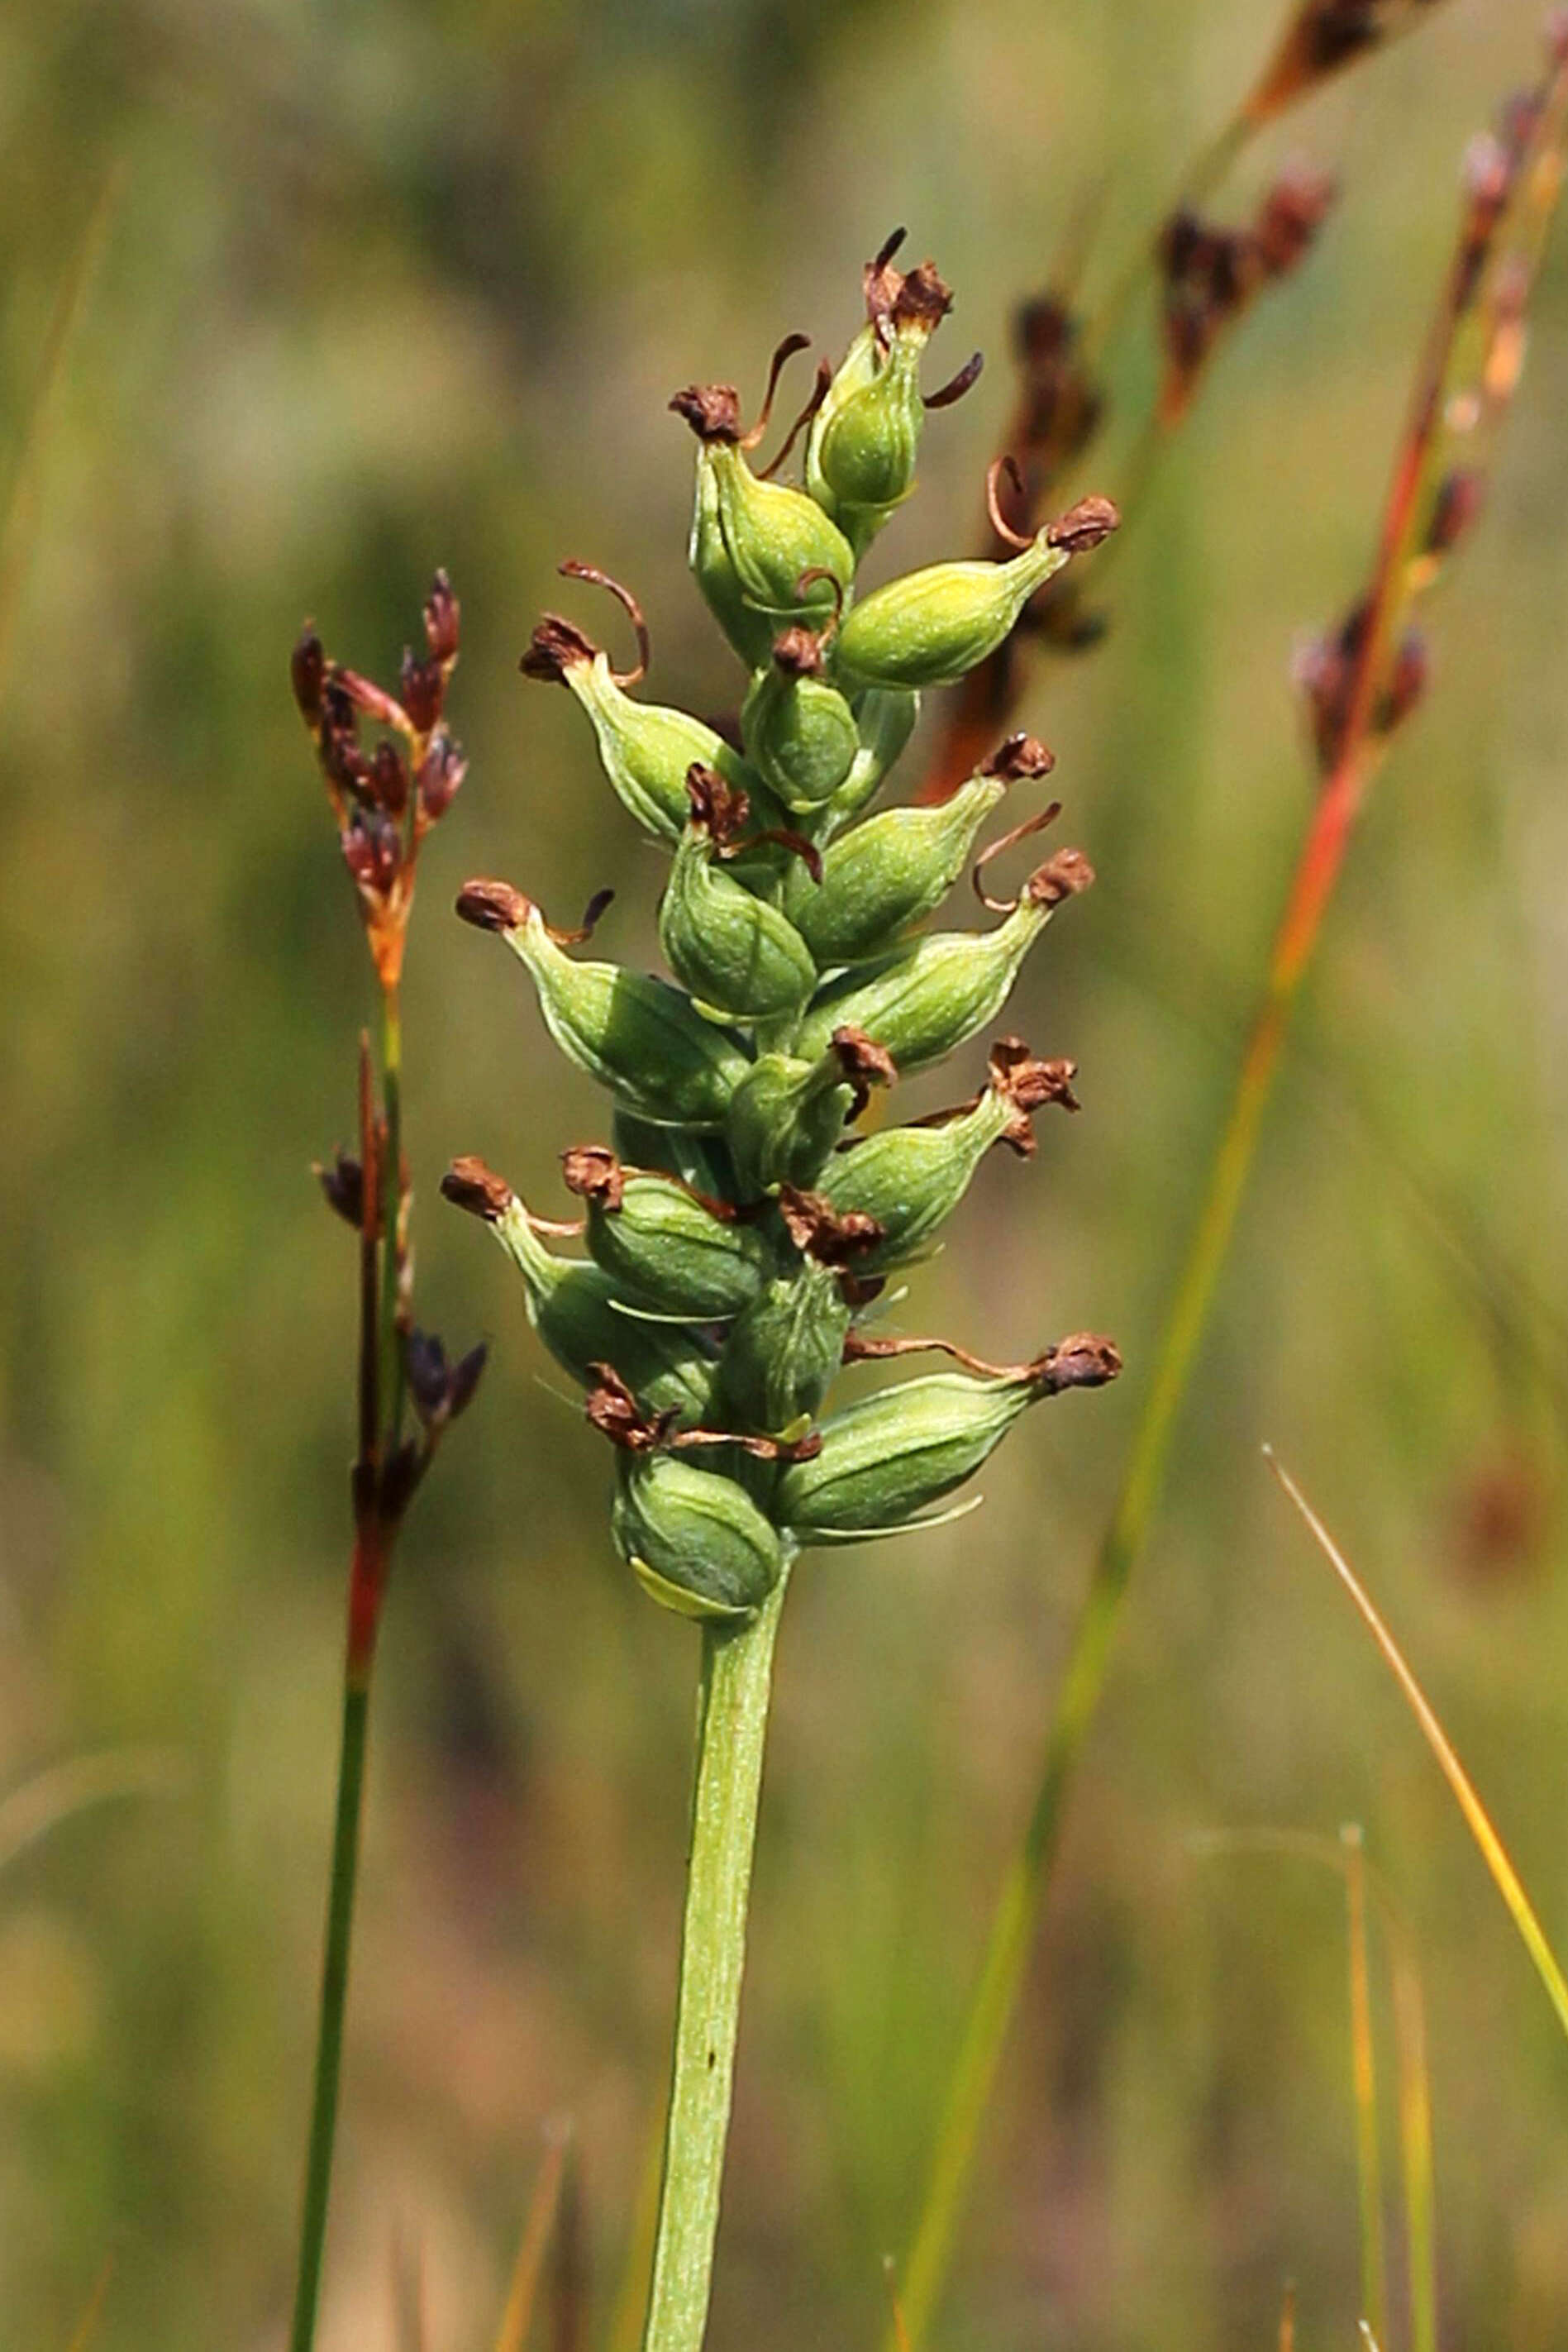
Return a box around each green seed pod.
[726,1028,896,1196]
[812,251,970,554]
[814,1036,1079,1270]
[685,442,780,670]
[826,687,921,832]
[793,847,1094,1076]
[560,1146,773,1319]
[520,608,749,844]
[456,880,751,1131]
[785,736,1053,964]
[833,496,1119,693]
[713,1262,851,1437]
[612,1452,786,1620]
[657,771,818,1024]
[671,381,853,636]
[441,1158,715,1423]
[776,1337,1121,1541]
[805,321,879,516]
[741,628,860,813]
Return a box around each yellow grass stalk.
[1266,1448,1568,2044]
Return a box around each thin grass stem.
[288,1673,372,2352]
[1342,1825,1389,2350]
[1265,1449,1568,2044]
[495,2125,570,2352]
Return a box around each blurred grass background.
[2,0,1567,2345]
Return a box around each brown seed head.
[417,729,468,822]
[585,1363,674,1453]
[292,627,326,725]
[423,569,460,664]
[1255,169,1337,278]
[892,259,953,334]
[315,1149,367,1228]
[670,383,744,444]
[520,614,597,684]
[772,625,825,679]
[1024,847,1095,906]
[1045,495,1121,553]
[1033,1333,1122,1392]
[982,732,1056,782]
[987,1037,1081,1151]
[455,878,530,933]
[441,1156,515,1223]
[776,1184,884,1268]
[400,647,444,735]
[684,762,751,843]
[560,1145,626,1211]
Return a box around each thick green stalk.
[289,1668,372,2352]
[641,1567,791,2352]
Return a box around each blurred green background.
[2,1,1567,2345]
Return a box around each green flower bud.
[456,880,751,1130]
[612,1452,787,1621]
[714,1262,851,1437]
[785,735,1053,965]
[776,1335,1121,1541]
[685,437,779,669]
[520,603,750,845]
[816,332,926,522]
[812,250,978,555]
[560,1146,773,1319]
[793,847,1094,1076]
[805,322,879,515]
[741,628,860,812]
[726,1028,896,1196]
[833,495,1119,693]
[657,770,818,1025]
[814,1037,1079,1269]
[671,379,853,640]
[441,1157,714,1423]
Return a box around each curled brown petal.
[985,452,1035,552]
[972,803,1063,911]
[556,560,651,686]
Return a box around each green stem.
[641,1567,791,2352]
[289,1667,372,2352]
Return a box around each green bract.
[455,238,1121,1621]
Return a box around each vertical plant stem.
[289,1663,373,2352]
[291,1040,389,2352]
[641,1567,790,2352]
[379,983,407,1448]
[1389,1931,1438,2352]
[1342,1824,1389,2348]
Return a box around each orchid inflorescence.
[448,234,1123,1623]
